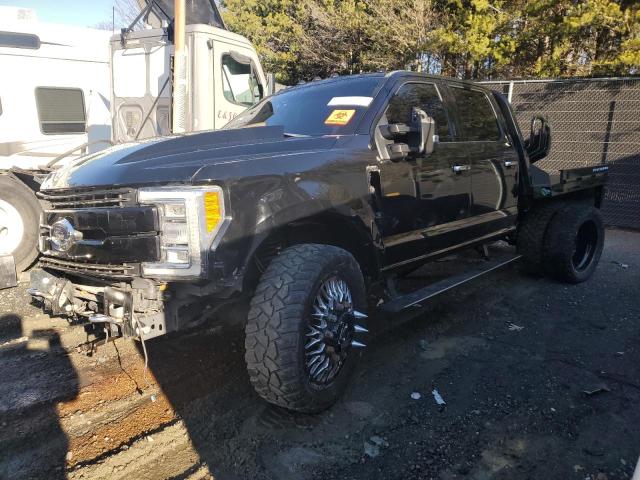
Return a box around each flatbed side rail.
[533,164,609,199]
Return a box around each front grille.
[37,186,156,278]
[39,256,138,279]
[38,187,136,210]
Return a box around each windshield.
[223,76,384,136]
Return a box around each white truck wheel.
[0,175,42,273]
[0,199,25,256]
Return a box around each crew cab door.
[374,81,472,268]
[448,85,519,237]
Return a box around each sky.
[0,0,117,28]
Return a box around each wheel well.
[243,213,378,292]
[2,171,41,195]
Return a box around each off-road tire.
[0,175,42,273]
[543,204,604,284]
[516,201,567,275]
[244,244,366,413]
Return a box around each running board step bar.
[380,253,522,314]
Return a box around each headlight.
[137,186,229,279]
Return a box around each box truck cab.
[111,0,268,142]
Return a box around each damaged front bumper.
[28,268,169,342]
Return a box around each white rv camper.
[0,7,112,170]
[0,7,112,282]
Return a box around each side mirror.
[266,73,276,96]
[525,115,551,163]
[375,109,436,162]
[411,107,435,156]
[378,123,412,140]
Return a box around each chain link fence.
[482,78,640,229]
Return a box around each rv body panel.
[0,9,111,170]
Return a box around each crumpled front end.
[28,183,232,349]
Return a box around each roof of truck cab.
[385,71,498,93]
[276,71,491,95]
[273,73,386,95]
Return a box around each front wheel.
[244,244,367,412]
[544,204,605,284]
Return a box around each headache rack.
[37,187,136,210]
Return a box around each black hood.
[42,127,339,190]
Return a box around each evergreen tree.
[220,0,640,84]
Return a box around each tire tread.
[244,243,362,412]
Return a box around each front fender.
[211,172,378,292]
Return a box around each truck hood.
[41,126,339,190]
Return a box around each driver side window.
[221,53,263,107]
[386,83,452,142]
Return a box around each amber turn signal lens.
[204,191,223,232]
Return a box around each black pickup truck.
[28,71,608,412]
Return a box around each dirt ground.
[0,228,638,480]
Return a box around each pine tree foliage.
[220,0,640,84]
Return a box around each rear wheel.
[0,176,41,273]
[543,205,604,283]
[516,202,567,275]
[244,244,367,412]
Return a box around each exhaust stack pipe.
[172,0,187,134]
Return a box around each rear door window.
[35,87,86,134]
[450,87,501,141]
[385,82,452,141]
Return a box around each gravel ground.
[0,228,638,480]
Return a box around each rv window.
[0,31,40,49]
[221,54,263,107]
[35,87,86,135]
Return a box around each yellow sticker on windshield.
[324,109,356,126]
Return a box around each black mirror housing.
[375,110,436,162]
[378,123,412,141]
[525,115,552,163]
[386,143,410,161]
[411,107,435,156]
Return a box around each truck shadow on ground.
[140,310,331,479]
[0,314,79,479]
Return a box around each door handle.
[452,164,471,173]
[503,160,515,169]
